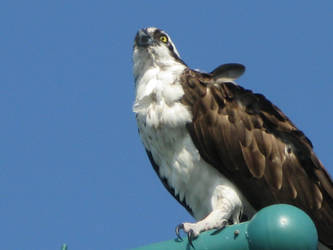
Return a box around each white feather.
[133,27,255,222]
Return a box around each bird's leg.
[176,185,243,246]
[175,208,232,245]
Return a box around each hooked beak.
[135,29,153,47]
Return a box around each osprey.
[133,27,333,249]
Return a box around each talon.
[175,224,184,241]
[187,229,195,248]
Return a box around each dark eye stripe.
[153,29,169,42]
[168,43,174,52]
[153,29,187,65]
[153,29,162,39]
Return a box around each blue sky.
[1,1,332,249]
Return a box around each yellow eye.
[160,35,168,43]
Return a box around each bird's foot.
[175,222,200,247]
[175,208,235,247]
[175,219,228,247]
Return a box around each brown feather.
[180,68,333,247]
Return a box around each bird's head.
[133,27,185,79]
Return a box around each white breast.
[133,58,254,221]
[133,50,256,220]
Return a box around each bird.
[132,27,333,249]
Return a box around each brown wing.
[180,68,333,247]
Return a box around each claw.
[175,223,197,248]
[175,224,184,241]
[187,229,195,248]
